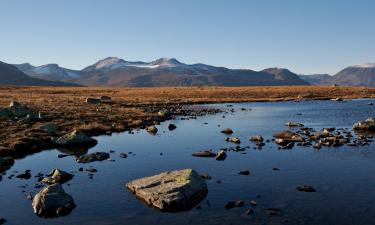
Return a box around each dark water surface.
[1,100,375,225]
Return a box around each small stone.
[86,168,97,173]
[215,150,227,161]
[238,170,250,175]
[221,128,233,134]
[250,200,257,206]
[192,150,216,157]
[16,171,31,179]
[168,124,177,130]
[267,208,279,216]
[245,208,253,215]
[296,185,316,192]
[119,153,128,158]
[225,200,244,209]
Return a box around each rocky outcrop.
[126,169,208,211]
[76,152,110,163]
[55,130,97,147]
[32,183,75,217]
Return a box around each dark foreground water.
[1,99,375,225]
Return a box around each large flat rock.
[126,169,208,211]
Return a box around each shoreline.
[1,85,375,158]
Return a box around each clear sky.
[0,0,374,74]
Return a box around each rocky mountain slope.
[0,61,79,86]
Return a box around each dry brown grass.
[1,85,375,157]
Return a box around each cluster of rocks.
[273,120,373,149]
[0,101,40,121]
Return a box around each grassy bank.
[0,85,374,158]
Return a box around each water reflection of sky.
[1,99,375,225]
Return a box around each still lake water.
[1,100,375,225]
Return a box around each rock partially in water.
[250,135,264,142]
[221,128,233,134]
[285,122,304,127]
[215,150,227,161]
[76,152,110,163]
[55,130,97,147]
[0,218,6,224]
[0,157,14,173]
[32,183,75,217]
[192,150,216,157]
[126,169,208,211]
[353,118,375,132]
[146,125,158,134]
[168,124,177,131]
[238,170,250,175]
[296,185,316,192]
[119,153,128,158]
[331,97,343,101]
[42,169,74,184]
[226,137,241,144]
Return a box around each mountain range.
[10,57,309,87]
[0,61,78,86]
[0,57,374,87]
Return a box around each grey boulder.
[55,130,97,147]
[126,169,208,211]
[32,183,75,217]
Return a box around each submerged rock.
[55,130,97,147]
[126,169,208,211]
[42,169,74,184]
[296,185,316,192]
[0,157,14,173]
[32,183,75,217]
[225,200,244,209]
[76,152,110,163]
[192,150,216,157]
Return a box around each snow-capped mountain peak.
[353,63,375,68]
[151,57,183,67]
[94,57,128,70]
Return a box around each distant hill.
[328,63,375,87]
[299,74,331,85]
[0,61,79,86]
[74,57,310,87]
[299,63,375,87]
[14,63,81,82]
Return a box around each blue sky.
[0,0,374,74]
